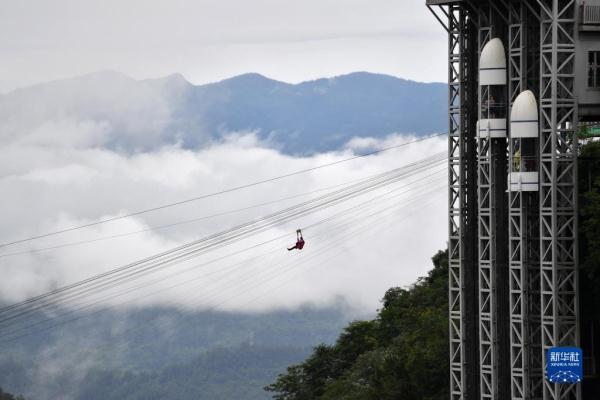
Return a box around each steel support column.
[477,10,495,398]
[508,2,543,399]
[477,5,510,399]
[507,2,529,398]
[538,1,580,399]
[446,3,480,399]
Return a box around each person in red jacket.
[287,229,305,251]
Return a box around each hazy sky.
[0,0,447,92]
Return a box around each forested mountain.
[0,71,446,153]
[0,307,352,400]
[76,346,309,400]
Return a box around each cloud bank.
[0,127,447,313]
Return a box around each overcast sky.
[0,0,446,92]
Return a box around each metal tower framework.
[427,3,481,399]
[538,1,580,399]
[427,1,581,400]
[476,10,495,398]
[476,4,511,399]
[508,2,544,399]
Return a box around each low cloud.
[0,71,191,152]
[0,132,447,314]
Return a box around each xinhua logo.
[546,347,583,384]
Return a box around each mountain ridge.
[0,70,447,154]
[2,70,445,96]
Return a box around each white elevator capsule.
[478,38,507,138]
[509,90,539,191]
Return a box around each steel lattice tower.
[476,5,511,399]
[426,1,596,399]
[507,3,544,399]
[438,4,480,399]
[538,1,580,399]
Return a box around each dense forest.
[74,346,310,400]
[266,249,449,399]
[0,307,350,400]
[267,140,600,399]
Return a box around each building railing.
[582,4,600,25]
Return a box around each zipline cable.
[0,163,445,331]
[0,132,446,249]
[0,169,446,328]
[0,171,445,331]
[79,184,446,355]
[0,153,445,258]
[0,154,445,316]
[240,195,441,310]
[3,181,445,345]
